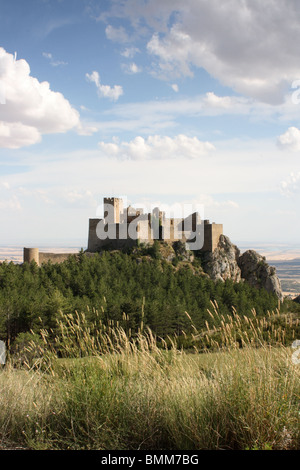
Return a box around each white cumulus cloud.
[42,52,68,67]
[280,172,300,196]
[122,62,142,74]
[0,47,80,149]
[86,71,123,101]
[99,134,215,160]
[63,188,96,206]
[121,47,140,58]
[104,0,300,104]
[105,24,130,43]
[277,127,300,151]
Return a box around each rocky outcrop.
[133,235,283,300]
[201,235,241,283]
[201,235,283,300]
[238,250,283,301]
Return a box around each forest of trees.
[0,246,291,351]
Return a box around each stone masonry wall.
[39,253,74,264]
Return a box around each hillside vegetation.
[0,245,298,349]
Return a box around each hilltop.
[126,235,283,302]
[0,239,292,348]
[20,196,283,303]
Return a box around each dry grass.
[0,301,299,450]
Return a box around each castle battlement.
[87,197,223,253]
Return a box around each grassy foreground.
[0,306,299,450]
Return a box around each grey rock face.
[201,236,283,300]
[202,235,241,282]
[238,250,283,301]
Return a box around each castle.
[87,197,223,253]
[23,197,223,265]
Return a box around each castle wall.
[23,248,76,266]
[87,199,223,254]
[87,217,223,252]
[161,218,183,241]
[88,219,139,252]
[183,212,201,232]
[137,219,153,243]
[211,224,223,251]
[39,253,74,264]
[24,219,223,266]
[88,218,102,252]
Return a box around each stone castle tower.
[103,197,123,224]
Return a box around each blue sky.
[1,0,300,247]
